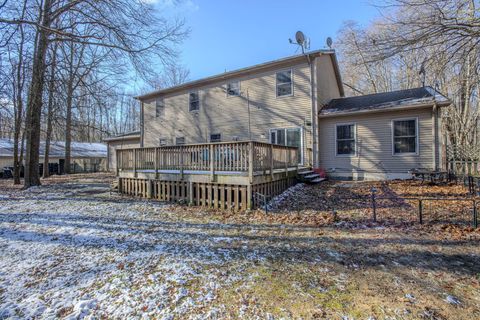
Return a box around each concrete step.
[297,170,314,176]
[304,173,320,179]
[310,177,326,184]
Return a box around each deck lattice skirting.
[116,141,299,210]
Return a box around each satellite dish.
[326,37,333,49]
[295,31,305,45]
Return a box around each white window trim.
[189,91,200,112]
[391,117,419,156]
[275,69,294,98]
[268,126,304,165]
[226,81,241,98]
[335,122,357,157]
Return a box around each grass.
[1,174,479,319]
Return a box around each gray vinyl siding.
[318,107,435,177]
[107,138,140,171]
[143,61,314,164]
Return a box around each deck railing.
[117,141,299,179]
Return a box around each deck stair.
[297,168,326,184]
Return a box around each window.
[155,99,164,118]
[276,70,292,97]
[227,81,240,96]
[189,91,199,111]
[393,119,417,154]
[175,137,185,145]
[210,133,221,142]
[336,124,356,156]
[159,138,168,146]
[270,127,303,164]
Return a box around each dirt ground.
[0,174,479,319]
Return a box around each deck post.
[270,144,274,179]
[133,149,137,178]
[147,179,152,199]
[247,184,252,210]
[285,148,288,177]
[180,147,184,180]
[155,147,159,179]
[116,149,120,176]
[210,144,215,182]
[189,181,194,205]
[117,177,122,194]
[248,142,254,184]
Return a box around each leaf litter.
[0,174,478,319]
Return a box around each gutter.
[103,135,141,142]
[318,100,451,118]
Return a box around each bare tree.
[337,0,480,148]
[1,0,188,187]
[43,42,58,178]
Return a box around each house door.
[269,127,303,164]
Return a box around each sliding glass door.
[269,127,303,164]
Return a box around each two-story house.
[136,49,343,169]
[132,49,449,180]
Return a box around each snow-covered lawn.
[0,182,248,319]
[0,176,479,319]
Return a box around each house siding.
[142,55,340,166]
[318,107,435,180]
[0,157,61,169]
[107,138,140,171]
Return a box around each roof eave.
[135,49,337,101]
[103,135,141,142]
[319,100,450,118]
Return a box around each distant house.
[103,131,141,172]
[0,139,107,177]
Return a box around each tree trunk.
[43,43,58,178]
[65,81,73,174]
[12,0,27,185]
[64,41,75,175]
[24,0,52,188]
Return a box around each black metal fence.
[352,189,479,228]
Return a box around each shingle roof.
[0,139,107,158]
[321,86,450,116]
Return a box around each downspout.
[433,102,439,170]
[140,101,145,147]
[308,54,318,168]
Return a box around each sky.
[157,0,380,82]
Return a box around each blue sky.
[157,0,379,81]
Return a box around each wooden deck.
[116,141,300,210]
